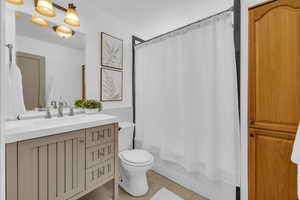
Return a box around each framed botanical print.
[101,32,123,70]
[100,67,123,101]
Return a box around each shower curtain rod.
[136,6,234,46]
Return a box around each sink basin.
[5,120,33,130]
[33,115,86,126]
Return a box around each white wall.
[5,8,15,66]
[16,35,84,105]
[84,15,133,110]
[241,1,249,200]
[0,2,6,200]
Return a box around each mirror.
[15,12,86,111]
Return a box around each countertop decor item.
[75,99,102,114]
[101,32,123,70]
[74,99,86,108]
[101,68,123,101]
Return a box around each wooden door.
[248,128,297,200]
[18,130,85,200]
[16,52,46,110]
[249,0,300,133]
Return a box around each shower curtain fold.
[135,12,240,187]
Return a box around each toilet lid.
[120,149,153,165]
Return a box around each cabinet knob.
[249,121,255,125]
[250,134,256,137]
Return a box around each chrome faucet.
[58,102,64,117]
[50,101,57,109]
[69,106,75,116]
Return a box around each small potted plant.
[82,100,102,114]
[74,99,85,109]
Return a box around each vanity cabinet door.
[18,130,86,200]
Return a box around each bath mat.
[151,188,184,200]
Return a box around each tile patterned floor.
[80,170,208,200]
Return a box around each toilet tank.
[119,122,135,152]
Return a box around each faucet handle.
[63,100,68,108]
[50,101,57,109]
[69,106,75,116]
[45,107,52,119]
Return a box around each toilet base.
[119,167,150,197]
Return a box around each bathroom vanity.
[5,114,119,200]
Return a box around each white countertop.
[5,114,119,143]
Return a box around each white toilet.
[118,122,154,197]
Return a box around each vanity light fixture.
[5,0,24,5]
[35,0,56,17]
[53,25,75,39]
[64,3,80,27]
[31,16,49,27]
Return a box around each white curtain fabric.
[135,12,240,187]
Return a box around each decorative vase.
[84,108,99,114]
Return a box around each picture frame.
[100,67,123,102]
[101,32,123,70]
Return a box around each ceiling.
[53,0,232,30]
[53,0,233,39]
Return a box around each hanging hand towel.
[5,64,26,118]
[291,122,300,199]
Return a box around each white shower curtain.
[135,12,240,187]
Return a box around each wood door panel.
[18,130,85,200]
[248,129,297,200]
[16,52,46,110]
[249,0,300,132]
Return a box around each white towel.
[291,122,300,199]
[5,64,26,119]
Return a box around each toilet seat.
[120,149,154,167]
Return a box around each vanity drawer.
[86,125,115,147]
[86,142,114,168]
[86,158,114,188]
